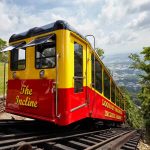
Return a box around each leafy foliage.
[121,87,144,129]
[129,47,150,140]
[0,38,8,62]
[95,48,104,58]
[0,38,7,50]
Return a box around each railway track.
[0,120,141,150]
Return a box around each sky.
[0,0,150,55]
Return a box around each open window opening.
[10,42,26,71]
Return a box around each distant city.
[103,53,141,105]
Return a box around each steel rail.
[84,130,131,150]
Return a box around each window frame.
[103,69,111,100]
[10,42,26,71]
[34,35,56,69]
[91,53,95,87]
[116,88,120,106]
[91,53,103,94]
[74,41,83,93]
[120,93,124,109]
[95,57,103,93]
[111,81,116,103]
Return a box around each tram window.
[104,71,110,99]
[111,82,115,103]
[35,42,56,69]
[11,47,26,70]
[74,42,83,93]
[122,97,125,110]
[116,89,119,106]
[120,99,123,109]
[91,54,94,87]
[95,58,102,93]
[120,94,124,109]
[119,92,121,106]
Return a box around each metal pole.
[55,53,60,118]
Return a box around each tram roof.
[9,20,85,43]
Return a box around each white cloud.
[74,0,100,5]
[99,0,130,22]
[0,2,17,31]
[0,0,149,55]
[0,1,69,40]
[126,12,150,30]
[133,0,150,6]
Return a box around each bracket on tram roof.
[22,34,55,48]
[1,41,26,52]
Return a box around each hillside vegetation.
[129,47,150,142]
[0,38,8,95]
[120,87,144,129]
[0,62,8,95]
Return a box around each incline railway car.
[2,20,126,126]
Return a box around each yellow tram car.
[2,20,125,125]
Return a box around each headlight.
[39,70,45,78]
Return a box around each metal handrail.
[55,53,60,118]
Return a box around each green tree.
[0,38,8,62]
[95,48,104,58]
[121,87,144,129]
[129,47,150,141]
